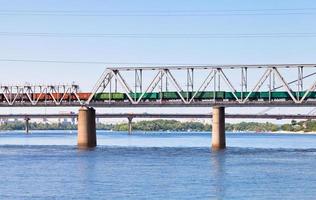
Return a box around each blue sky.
[0,0,316,121]
[1,0,316,91]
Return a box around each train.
[0,91,314,102]
[92,91,316,101]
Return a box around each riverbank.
[1,119,316,133]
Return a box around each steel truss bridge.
[3,64,316,149]
[1,64,316,107]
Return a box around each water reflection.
[75,149,99,196]
[210,150,227,200]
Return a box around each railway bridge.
[2,64,316,149]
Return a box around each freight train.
[93,91,316,101]
[0,91,314,102]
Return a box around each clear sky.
[0,0,316,120]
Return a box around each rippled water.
[1,131,316,199]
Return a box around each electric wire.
[0,32,316,38]
[0,59,199,65]
[1,8,316,16]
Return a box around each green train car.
[93,91,316,101]
[195,91,225,99]
[94,93,125,100]
[129,92,158,100]
[225,92,259,100]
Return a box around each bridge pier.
[128,117,133,135]
[25,117,30,134]
[212,107,226,150]
[77,107,97,149]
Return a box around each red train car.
[0,92,93,103]
[32,93,91,102]
[33,93,49,101]
[2,93,30,102]
[77,93,91,101]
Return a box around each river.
[0,131,316,199]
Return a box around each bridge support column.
[128,117,133,135]
[25,117,30,134]
[212,107,226,150]
[77,107,97,149]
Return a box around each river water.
[0,131,316,200]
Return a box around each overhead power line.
[0,32,316,38]
[0,59,199,65]
[0,59,315,67]
[1,8,316,16]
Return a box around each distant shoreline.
[1,119,316,134]
[229,131,316,135]
[1,129,316,135]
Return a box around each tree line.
[0,119,315,132]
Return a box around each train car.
[51,93,63,101]
[296,91,316,99]
[45,93,67,101]
[143,92,159,100]
[94,93,126,101]
[94,93,108,100]
[3,93,31,102]
[194,91,225,100]
[289,91,316,100]
[161,92,192,100]
[77,93,91,101]
[306,91,316,99]
[31,92,89,102]
[33,93,67,102]
[180,92,192,99]
[112,93,125,100]
[223,92,260,100]
[129,92,159,101]
[259,92,272,100]
[33,93,46,101]
[236,92,259,100]
[272,92,291,99]
[47,93,89,102]
[259,91,291,100]
[161,92,179,100]
[64,93,80,101]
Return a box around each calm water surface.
[1,131,316,200]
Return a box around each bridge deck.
[1,101,316,107]
[2,113,316,120]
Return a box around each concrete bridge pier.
[77,106,97,149]
[128,117,133,135]
[25,117,30,134]
[212,107,226,150]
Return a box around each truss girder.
[0,84,82,106]
[88,65,316,106]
